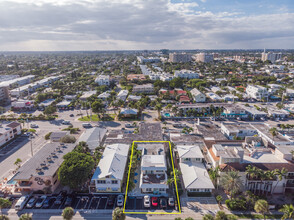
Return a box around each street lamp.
[29,135,33,157]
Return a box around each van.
[82,123,92,128]
[15,195,29,211]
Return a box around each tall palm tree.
[269,127,278,142]
[112,207,125,220]
[272,168,288,193]
[0,198,11,219]
[209,166,220,189]
[220,171,242,197]
[155,103,163,118]
[254,199,269,220]
[279,204,294,220]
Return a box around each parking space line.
[87,197,93,209]
[75,197,81,209]
[104,198,108,209]
[83,197,89,209]
[96,197,100,209]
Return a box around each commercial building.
[246,85,269,101]
[11,100,34,111]
[195,53,213,63]
[0,75,35,88]
[127,74,146,81]
[90,144,130,193]
[13,143,76,193]
[174,70,199,79]
[137,56,161,64]
[95,75,110,86]
[190,88,206,103]
[169,53,192,63]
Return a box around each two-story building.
[0,122,21,147]
[90,144,130,193]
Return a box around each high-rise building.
[169,53,192,63]
[261,50,282,63]
[195,53,214,63]
[0,86,11,106]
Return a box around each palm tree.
[254,199,269,220]
[272,168,288,194]
[112,207,125,220]
[155,103,163,118]
[171,168,181,183]
[19,213,32,220]
[14,158,22,170]
[209,166,220,188]
[62,207,74,220]
[269,127,278,142]
[215,211,227,220]
[0,198,11,219]
[279,204,294,220]
[216,195,223,207]
[220,171,242,197]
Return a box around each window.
[97,180,106,184]
[146,188,152,192]
[159,188,165,191]
[184,158,191,161]
[53,180,57,185]
[112,180,118,184]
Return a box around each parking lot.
[0,136,29,156]
[11,194,177,212]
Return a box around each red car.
[151,197,158,207]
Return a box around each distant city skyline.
[0,0,293,51]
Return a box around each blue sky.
[0,0,293,50]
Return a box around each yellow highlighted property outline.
[123,141,181,214]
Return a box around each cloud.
[0,0,293,50]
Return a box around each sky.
[0,0,293,51]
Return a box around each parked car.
[30,124,38,128]
[69,114,74,117]
[82,123,92,128]
[43,197,55,209]
[62,120,71,125]
[26,197,37,208]
[35,195,47,208]
[168,197,174,206]
[64,196,73,207]
[108,196,115,206]
[54,191,66,205]
[14,195,29,211]
[151,197,158,207]
[125,123,133,128]
[160,198,167,208]
[117,195,124,207]
[144,195,150,208]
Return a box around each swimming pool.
[164,113,171,117]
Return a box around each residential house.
[78,127,107,152]
[133,84,154,94]
[190,88,206,103]
[220,123,258,140]
[90,144,130,193]
[246,85,269,101]
[95,75,110,86]
[117,90,128,101]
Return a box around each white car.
[35,195,47,208]
[117,195,124,207]
[144,195,150,208]
[30,124,38,128]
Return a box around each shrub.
[225,198,247,211]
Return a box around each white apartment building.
[190,88,206,103]
[132,84,154,94]
[220,123,258,140]
[285,88,294,98]
[0,122,21,147]
[137,56,161,64]
[195,53,214,63]
[90,144,130,193]
[246,85,269,100]
[95,75,110,86]
[261,52,282,63]
[138,143,168,194]
[174,70,199,79]
[159,73,174,81]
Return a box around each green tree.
[44,105,56,115]
[60,135,76,143]
[202,214,214,220]
[185,218,194,220]
[19,213,32,220]
[58,152,95,189]
[220,171,242,197]
[45,132,52,140]
[0,198,11,219]
[209,166,220,188]
[112,207,125,220]
[216,195,223,207]
[91,100,104,119]
[215,211,227,220]
[254,199,269,220]
[62,207,74,220]
[175,217,183,220]
[279,204,294,220]
[273,168,288,193]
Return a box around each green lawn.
[78,114,114,121]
